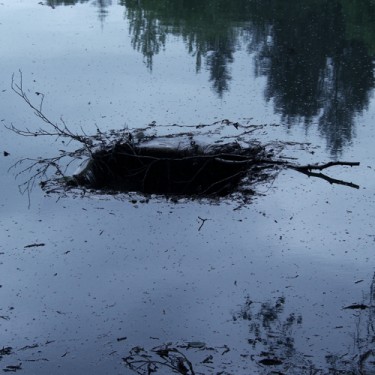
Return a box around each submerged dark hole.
[71,141,271,197]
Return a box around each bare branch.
[9,70,90,145]
[294,161,360,171]
[294,169,360,189]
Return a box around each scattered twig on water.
[197,217,209,231]
[24,243,45,249]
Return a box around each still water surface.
[1,1,375,374]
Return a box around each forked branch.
[7,70,91,147]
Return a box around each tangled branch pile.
[71,135,275,196]
[6,72,360,204]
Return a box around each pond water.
[1,1,375,374]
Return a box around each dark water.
[1,1,375,374]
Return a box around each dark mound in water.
[72,136,272,197]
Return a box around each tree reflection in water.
[46,0,111,23]
[253,1,374,155]
[123,0,375,156]
[234,273,375,374]
[47,0,375,156]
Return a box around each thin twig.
[197,217,208,231]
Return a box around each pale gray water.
[1,1,375,374]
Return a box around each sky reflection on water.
[1,1,375,374]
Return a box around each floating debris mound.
[7,72,360,202]
[9,117,360,204]
[5,71,359,204]
[69,123,277,198]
